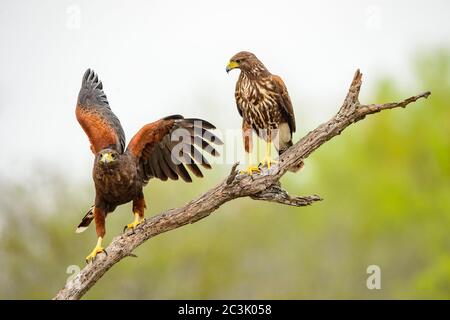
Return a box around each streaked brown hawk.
[226,51,297,174]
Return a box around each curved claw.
[123,226,136,235]
[85,237,105,263]
[123,214,144,234]
[239,165,261,175]
[85,246,105,264]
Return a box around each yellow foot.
[123,213,144,232]
[239,165,261,175]
[85,237,106,263]
[262,156,278,169]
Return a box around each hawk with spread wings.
[75,69,222,262]
[226,51,298,174]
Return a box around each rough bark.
[54,70,430,300]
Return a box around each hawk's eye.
[236,59,241,63]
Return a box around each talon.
[124,213,144,232]
[239,165,261,175]
[85,237,105,263]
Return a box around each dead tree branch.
[54,70,430,300]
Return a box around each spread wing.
[76,69,126,154]
[271,74,296,133]
[127,115,222,183]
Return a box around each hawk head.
[226,51,269,77]
[96,148,120,167]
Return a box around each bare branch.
[251,184,322,206]
[53,69,430,300]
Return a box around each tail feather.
[76,206,94,233]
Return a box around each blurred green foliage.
[0,50,449,299]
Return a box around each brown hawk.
[226,51,296,174]
[75,69,222,262]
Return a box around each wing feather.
[126,115,219,184]
[76,69,126,154]
[271,74,296,133]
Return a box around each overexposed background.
[1,0,449,181]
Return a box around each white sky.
[0,0,449,182]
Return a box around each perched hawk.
[75,69,221,262]
[226,51,297,174]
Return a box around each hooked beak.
[226,61,239,73]
[100,153,114,164]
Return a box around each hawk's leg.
[124,196,146,232]
[262,141,278,169]
[240,123,260,175]
[85,207,107,263]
